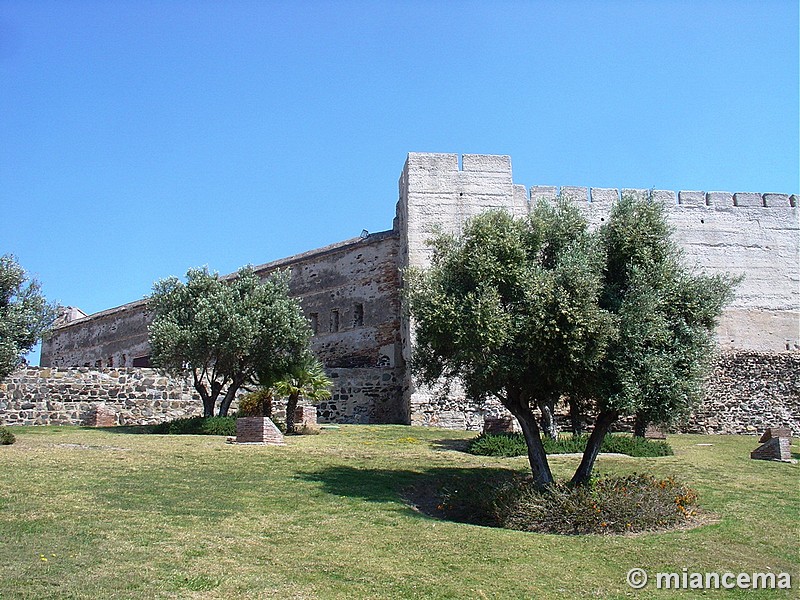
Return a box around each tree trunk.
[504,388,554,488]
[538,399,559,441]
[633,412,647,438]
[194,381,215,417]
[568,396,583,436]
[570,410,618,486]
[285,393,300,434]
[218,382,241,417]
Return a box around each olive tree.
[407,197,736,487]
[0,254,58,380]
[148,265,311,417]
[407,203,615,487]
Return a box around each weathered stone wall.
[35,152,798,431]
[0,367,202,426]
[407,351,799,436]
[41,300,151,368]
[318,367,405,424]
[397,153,798,426]
[0,365,405,427]
[679,351,800,436]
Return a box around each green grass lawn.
[0,425,797,599]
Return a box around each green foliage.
[407,203,614,405]
[492,473,698,534]
[467,432,673,458]
[0,255,59,380]
[407,196,736,485]
[597,196,739,425]
[273,354,332,433]
[148,265,312,417]
[237,388,274,417]
[150,416,236,436]
[0,426,16,445]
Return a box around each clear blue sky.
[1,1,797,362]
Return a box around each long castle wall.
[26,152,799,433]
[38,229,406,425]
[397,153,799,428]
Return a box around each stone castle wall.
[0,367,202,426]
[397,153,799,426]
[32,152,799,432]
[408,352,799,436]
[0,365,406,427]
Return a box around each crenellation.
[733,192,764,207]
[706,191,734,207]
[763,193,791,207]
[589,187,619,203]
[560,186,588,202]
[21,152,798,433]
[529,185,558,203]
[678,190,706,207]
[620,188,650,202]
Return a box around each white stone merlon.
[653,189,677,205]
[763,193,791,207]
[734,192,764,207]
[621,188,650,201]
[678,190,706,207]
[589,188,619,203]
[530,185,558,203]
[560,186,588,203]
[706,191,734,207]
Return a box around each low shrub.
[237,389,273,418]
[0,427,15,445]
[150,416,236,436]
[492,473,698,534]
[294,423,321,435]
[467,432,672,458]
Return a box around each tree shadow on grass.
[79,425,155,435]
[299,465,520,526]
[428,437,474,453]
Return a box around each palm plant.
[273,355,332,433]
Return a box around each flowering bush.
[493,473,698,534]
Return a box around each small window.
[353,303,364,327]
[330,310,340,333]
[132,355,151,368]
[95,359,102,368]
[309,312,319,335]
[107,357,114,367]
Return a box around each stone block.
[733,192,763,207]
[294,404,318,427]
[653,189,677,205]
[461,154,511,173]
[762,193,791,207]
[236,417,284,445]
[560,186,588,203]
[750,437,791,462]
[529,186,558,203]
[644,425,667,439]
[590,188,619,203]
[483,415,520,434]
[621,188,650,202]
[678,190,706,207]
[758,427,792,443]
[94,404,117,427]
[706,191,734,207]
